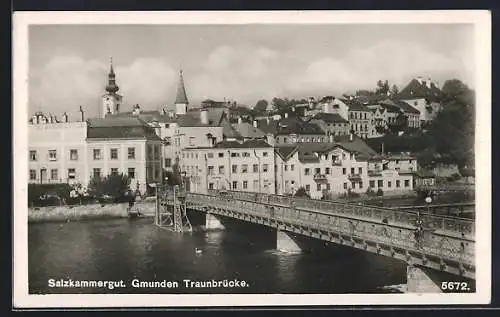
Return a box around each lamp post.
[181,171,187,191]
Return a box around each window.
[253,180,259,190]
[125,168,135,179]
[305,184,310,192]
[111,168,118,175]
[29,150,37,161]
[242,164,248,173]
[396,180,401,188]
[291,165,295,171]
[283,137,288,143]
[243,181,248,189]
[253,164,258,173]
[351,181,356,189]
[93,149,101,160]
[378,180,383,188]
[232,181,238,190]
[284,165,288,171]
[263,152,268,157]
[409,160,413,164]
[218,152,224,158]
[232,165,237,173]
[409,167,413,172]
[342,153,346,160]
[128,147,135,159]
[165,158,171,167]
[93,168,101,179]
[155,145,161,160]
[147,145,153,160]
[70,149,78,160]
[207,153,214,158]
[359,181,363,189]
[317,184,321,191]
[208,166,214,175]
[350,153,354,160]
[305,168,310,176]
[343,182,347,189]
[48,150,57,161]
[262,164,269,172]
[67,168,76,180]
[388,181,392,188]
[315,168,321,175]
[218,165,225,174]
[208,183,214,190]
[358,167,362,174]
[231,152,239,157]
[29,169,36,180]
[404,179,410,187]
[369,180,375,188]
[243,152,250,157]
[325,167,330,175]
[110,148,118,160]
[351,168,355,175]
[188,137,196,146]
[326,184,331,190]
[342,168,346,175]
[50,169,58,180]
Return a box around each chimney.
[79,106,85,122]
[266,117,270,124]
[253,120,258,128]
[284,112,289,119]
[238,117,242,124]
[200,108,209,125]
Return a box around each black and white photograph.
[13,11,491,308]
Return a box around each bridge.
[158,188,475,293]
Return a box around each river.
[27,217,467,294]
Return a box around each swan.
[195,248,203,254]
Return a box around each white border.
[13,10,491,308]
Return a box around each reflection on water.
[29,218,408,294]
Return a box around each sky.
[28,24,474,117]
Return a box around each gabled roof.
[175,70,189,104]
[177,108,225,127]
[86,117,161,140]
[347,102,371,112]
[213,139,271,149]
[232,122,266,139]
[391,100,420,114]
[397,78,443,100]
[311,113,348,124]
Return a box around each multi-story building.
[275,134,415,199]
[257,114,328,146]
[308,113,350,137]
[231,119,266,141]
[28,110,88,185]
[397,77,443,124]
[347,102,372,139]
[86,117,163,193]
[180,140,276,194]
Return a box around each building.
[180,140,276,194]
[86,117,163,193]
[257,114,327,146]
[275,134,416,199]
[390,100,421,129]
[28,110,88,185]
[308,113,350,137]
[101,58,123,118]
[231,119,266,141]
[347,102,372,139]
[397,77,443,123]
[174,70,189,116]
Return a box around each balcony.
[368,169,382,177]
[313,173,328,182]
[348,173,362,181]
[331,160,342,166]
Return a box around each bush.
[294,187,310,199]
[365,187,376,197]
[447,173,462,182]
[376,188,384,196]
[347,188,360,198]
[28,183,72,207]
[88,173,131,202]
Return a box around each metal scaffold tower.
[154,184,192,233]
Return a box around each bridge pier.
[276,230,302,253]
[205,213,225,231]
[406,265,443,293]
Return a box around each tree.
[88,173,131,201]
[293,187,310,198]
[375,80,390,95]
[442,79,475,106]
[253,99,269,114]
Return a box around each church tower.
[101,58,123,118]
[175,70,189,115]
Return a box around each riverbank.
[28,201,156,223]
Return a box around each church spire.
[105,57,119,94]
[174,69,189,105]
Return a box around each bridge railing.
[199,190,475,237]
[186,193,475,268]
